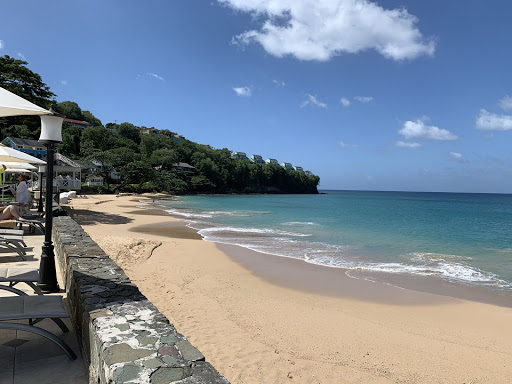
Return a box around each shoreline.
[68,194,512,383]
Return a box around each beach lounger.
[0,267,42,295]
[0,229,24,236]
[0,285,77,360]
[0,235,27,260]
[16,218,45,234]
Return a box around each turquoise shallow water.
[157,190,512,295]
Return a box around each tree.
[119,160,154,191]
[54,101,83,120]
[117,122,141,145]
[82,110,102,126]
[0,55,55,107]
[0,55,55,138]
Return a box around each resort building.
[265,158,279,165]
[2,137,47,159]
[281,162,294,170]
[172,162,196,175]
[249,155,265,164]
[294,166,304,172]
[231,152,247,160]
[63,117,91,128]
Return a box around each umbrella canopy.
[0,87,52,117]
[0,144,46,165]
[4,168,31,173]
[0,161,38,170]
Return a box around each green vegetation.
[0,55,320,194]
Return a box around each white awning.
[0,161,38,170]
[0,144,46,165]
[0,87,52,117]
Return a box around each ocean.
[156,190,512,297]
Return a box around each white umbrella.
[0,161,38,170]
[4,168,31,173]
[0,87,52,117]
[0,144,46,165]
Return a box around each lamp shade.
[39,115,64,143]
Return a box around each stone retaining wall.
[53,214,229,384]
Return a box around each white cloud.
[395,141,421,149]
[16,52,26,60]
[450,152,467,163]
[398,119,457,140]
[60,80,68,86]
[233,86,252,97]
[354,96,374,103]
[338,140,358,148]
[340,98,351,107]
[301,93,327,108]
[0,40,4,49]
[220,0,435,61]
[136,72,166,82]
[476,109,512,131]
[273,79,285,87]
[498,95,512,110]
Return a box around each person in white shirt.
[15,174,29,209]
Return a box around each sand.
[68,194,512,384]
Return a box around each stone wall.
[53,215,229,384]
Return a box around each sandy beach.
[68,194,512,384]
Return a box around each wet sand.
[68,194,512,384]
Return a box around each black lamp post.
[37,114,63,294]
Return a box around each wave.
[282,221,320,226]
[199,226,311,238]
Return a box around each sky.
[1,0,512,193]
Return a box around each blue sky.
[2,0,512,193]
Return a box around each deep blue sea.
[157,190,512,295]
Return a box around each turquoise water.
[158,190,512,294]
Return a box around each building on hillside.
[86,175,104,186]
[281,162,294,170]
[249,155,265,164]
[63,118,91,128]
[294,166,304,172]
[138,127,185,143]
[231,152,247,160]
[265,158,279,165]
[305,171,313,175]
[172,162,195,175]
[2,137,47,159]
[139,126,160,134]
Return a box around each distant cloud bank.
[450,152,467,163]
[136,72,165,82]
[476,109,512,131]
[0,40,4,49]
[338,140,358,148]
[219,0,435,61]
[233,86,252,97]
[301,94,327,108]
[340,98,351,107]
[498,95,512,110]
[395,141,421,149]
[354,96,373,103]
[399,119,457,140]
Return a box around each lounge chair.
[16,217,45,234]
[0,228,24,236]
[0,267,42,294]
[0,285,77,360]
[0,234,27,260]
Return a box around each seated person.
[0,204,25,228]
